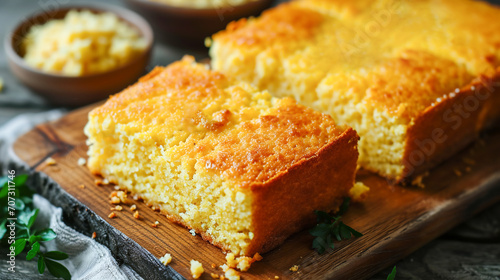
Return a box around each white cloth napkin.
[1,110,143,280]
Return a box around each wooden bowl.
[4,4,153,107]
[124,0,273,48]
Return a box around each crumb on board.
[78,184,85,189]
[159,253,172,266]
[350,181,370,201]
[95,179,108,186]
[151,221,159,228]
[190,260,204,279]
[92,232,97,239]
[275,276,280,279]
[290,265,299,272]
[45,157,57,166]
[114,185,121,190]
[190,229,196,236]
[130,204,137,211]
[454,169,462,177]
[108,212,117,219]
[211,263,217,269]
[225,252,263,272]
[224,268,240,280]
[110,196,121,204]
[77,157,86,166]
[210,273,219,279]
[133,210,140,219]
[111,205,123,211]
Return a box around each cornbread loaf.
[84,57,362,256]
[210,0,500,183]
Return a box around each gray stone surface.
[1,0,500,279]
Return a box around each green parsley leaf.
[37,228,57,242]
[45,251,69,260]
[0,220,6,239]
[27,241,40,261]
[0,174,70,280]
[387,266,397,280]
[338,197,351,216]
[14,174,28,188]
[29,235,42,244]
[14,238,27,256]
[45,258,72,280]
[38,255,45,274]
[310,197,362,254]
[0,183,8,198]
[27,209,40,229]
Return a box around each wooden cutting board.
[13,103,500,280]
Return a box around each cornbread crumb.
[224,268,240,280]
[211,263,217,269]
[111,205,123,211]
[220,264,229,272]
[159,253,172,266]
[130,204,137,211]
[133,210,140,219]
[226,252,258,272]
[95,179,105,186]
[411,176,425,188]
[78,184,85,189]
[350,182,370,201]
[189,229,196,236]
[290,265,299,272]
[211,273,219,279]
[454,169,462,177]
[45,157,57,166]
[91,232,97,239]
[110,196,121,204]
[116,191,129,204]
[108,212,117,219]
[190,260,204,279]
[275,276,279,279]
[114,185,121,190]
[77,157,87,166]
[253,253,263,261]
[226,253,237,268]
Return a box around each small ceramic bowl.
[124,0,273,48]
[4,4,153,107]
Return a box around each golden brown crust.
[214,3,323,48]
[247,128,359,256]
[401,69,500,182]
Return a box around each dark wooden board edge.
[4,160,186,280]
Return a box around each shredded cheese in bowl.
[22,10,148,76]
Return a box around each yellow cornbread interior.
[210,0,500,179]
[84,57,346,255]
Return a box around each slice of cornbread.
[210,0,500,183]
[84,56,361,256]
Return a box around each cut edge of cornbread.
[85,57,363,256]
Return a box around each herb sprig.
[310,197,362,254]
[0,174,71,280]
[387,266,397,280]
